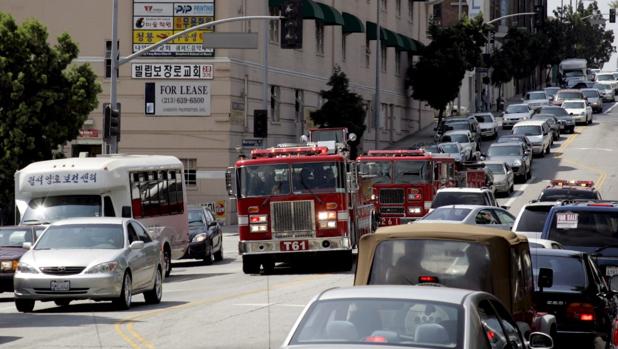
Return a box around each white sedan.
[282,286,554,349]
[561,99,592,124]
[502,104,532,129]
[472,113,498,138]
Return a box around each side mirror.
[528,332,554,349]
[22,242,32,250]
[122,206,132,218]
[538,267,553,290]
[300,134,309,143]
[207,221,218,228]
[500,205,510,210]
[130,241,145,250]
[348,133,357,142]
[610,275,618,293]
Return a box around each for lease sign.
[145,81,211,116]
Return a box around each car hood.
[478,122,495,128]
[23,249,123,268]
[487,155,523,164]
[0,247,28,261]
[564,108,585,114]
[587,97,600,102]
[504,112,529,119]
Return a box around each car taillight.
[418,275,439,283]
[613,321,618,345]
[365,336,387,343]
[566,303,595,321]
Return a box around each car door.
[476,299,512,349]
[126,222,148,289]
[132,221,159,285]
[203,209,221,252]
[587,255,617,331]
[489,300,526,349]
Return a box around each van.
[512,120,552,156]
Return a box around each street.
[0,102,616,348]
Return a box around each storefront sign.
[145,81,211,116]
[132,63,213,79]
[79,129,100,138]
[132,0,215,57]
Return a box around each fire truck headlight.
[408,193,422,201]
[371,194,376,201]
[318,211,337,220]
[319,221,337,229]
[249,215,268,223]
[408,207,422,215]
[249,224,268,233]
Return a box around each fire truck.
[357,150,491,226]
[226,145,373,274]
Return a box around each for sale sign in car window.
[556,212,578,229]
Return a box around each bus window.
[157,171,170,214]
[130,172,143,218]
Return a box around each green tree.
[0,13,101,223]
[406,16,489,122]
[310,66,366,158]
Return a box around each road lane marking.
[504,181,531,208]
[234,303,305,308]
[572,147,613,152]
[114,273,327,348]
[605,102,618,114]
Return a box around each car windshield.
[506,105,528,113]
[532,254,587,292]
[0,228,33,247]
[369,239,492,292]
[539,189,599,201]
[562,101,585,109]
[527,92,546,100]
[485,164,506,174]
[35,224,124,250]
[497,136,525,144]
[596,74,614,81]
[441,134,469,143]
[474,114,493,123]
[423,207,472,221]
[290,297,461,348]
[422,145,441,153]
[513,126,541,136]
[310,130,343,143]
[581,90,599,98]
[514,205,554,232]
[431,192,486,208]
[440,143,459,153]
[565,71,584,77]
[22,195,101,224]
[488,145,522,157]
[545,88,559,96]
[539,107,568,117]
[547,210,618,248]
[443,122,469,131]
[187,210,204,225]
[595,83,612,90]
[557,92,583,100]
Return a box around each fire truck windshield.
[239,162,344,197]
[311,130,343,143]
[359,160,431,184]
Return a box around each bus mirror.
[121,206,132,218]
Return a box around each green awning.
[268,0,283,7]
[366,21,387,41]
[342,12,364,34]
[384,29,403,48]
[396,34,424,54]
[316,3,344,25]
[303,0,325,20]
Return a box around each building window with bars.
[408,0,414,22]
[270,85,281,122]
[316,21,325,55]
[269,6,280,44]
[180,159,197,187]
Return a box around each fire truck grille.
[271,200,315,238]
[380,207,405,214]
[380,189,404,204]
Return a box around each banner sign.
[145,81,211,116]
[132,63,213,79]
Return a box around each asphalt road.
[1,102,617,349]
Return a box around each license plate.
[606,266,618,277]
[280,240,309,252]
[50,280,70,292]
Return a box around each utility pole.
[374,0,381,150]
[263,1,270,146]
[457,0,462,114]
[106,0,119,155]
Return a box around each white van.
[512,120,552,156]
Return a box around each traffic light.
[280,0,303,49]
[103,103,121,141]
[253,109,267,138]
[610,8,616,23]
[534,5,545,28]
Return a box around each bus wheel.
[163,247,172,277]
[242,255,260,274]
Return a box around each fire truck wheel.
[242,256,260,274]
[261,260,275,275]
[337,251,354,271]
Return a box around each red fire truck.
[226,145,373,274]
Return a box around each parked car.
[531,248,618,349]
[580,88,603,113]
[497,134,533,154]
[438,142,465,162]
[472,112,498,138]
[523,90,550,108]
[513,120,553,156]
[183,207,223,264]
[594,82,615,102]
[431,188,498,209]
[538,179,602,202]
[502,103,532,129]
[13,218,163,312]
[439,130,477,161]
[483,161,515,195]
[561,100,593,125]
[354,223,557,339]
[282,285,554,349]
[533,106,576,134]
[0,226,45,293]
[512,201,561,240]
[530,114,561,141]
[527,238,563,249]
[553,89,585,106]
[486,142,532,182]
[419,205,515,230]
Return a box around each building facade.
[2,0,436,224]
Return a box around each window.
[130,169,184,218]
[364,43,371,68]
[475,209,499,225]
[316,21,325,55]
[494,209,515,225]
[380,0,387,12]
[127,224,139,244]
[270,85,281,122]
[131,221,152,242]
[396,0,401,16]
[366,100,373,129]
[477,300,508,349]
[395,50,401,75]
[489,300,525,349]
[181,159,197,186]
[269,6,281,43]
[295,89,304,122]
[408,0,414,21]
[432,4,442,26]
[381,45,387,72]
[103,196,116,217]
[342,34,347,61]
[379,103,387,128]
[105,41,119,79]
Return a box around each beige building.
[2,0,435,224]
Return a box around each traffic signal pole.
[105,0,281,154]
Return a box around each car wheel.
[588,115,592,125]
[113,272,132,310]
[242,255,260,274]
[15,299,35,313]
[213,242,223,262]
[144,268,162,305]
[509,183,514,194]
[545,144,550,154]
[163,247,172,278]
[203,243,213,265]
[54,299,71,307]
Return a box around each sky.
[546,0,617,70]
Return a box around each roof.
[513,120,546,126]
[427,204,498,210]
[489,142,521,147]
[552,202,618,211]
[506,103,529,108]
[317,285,478,304]
[443,130,471,136]
[529,248,584,257]
[17,155,182,173]
[50,217,129,226]
[483,160,508,166]
[370,223,523,243]
[524,201,561,207]
[436,187,490,193]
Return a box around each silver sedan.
[483,161,515,195]
[282,286,554,349]
[418,205,516,231]
[13,217,163,312]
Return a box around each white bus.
[14,155,189,276]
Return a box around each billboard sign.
[145,81,211,116]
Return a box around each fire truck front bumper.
[238,237,351,255]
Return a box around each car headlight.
[85,261,118,274]
[16,262,39,274]
[408,207,422,215]
[512,160,522,167]
[1,260,18,272]
[192,233,207,243]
